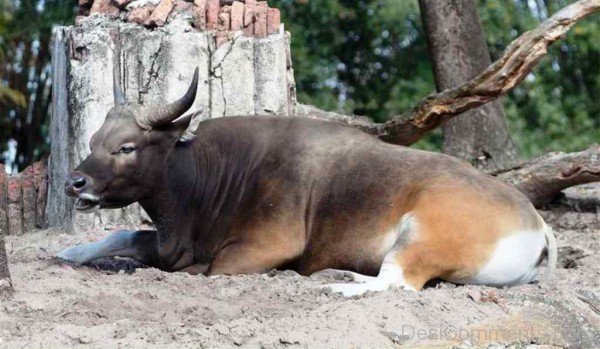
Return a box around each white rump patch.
[449,230,546,286]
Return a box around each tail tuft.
[541,224,558,282]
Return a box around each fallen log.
[495,145,600,208]
[296,0,600,147]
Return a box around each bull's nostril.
[73,177,86,189]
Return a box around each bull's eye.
[119,144,136,154]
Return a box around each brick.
[128,5,154,24]
[206,0,220,30]
[21,166,36,233]
[0,165,7,236]
[90,0,120,16]
[33,161,47,229]
[217,5,231,31]
[243,4,256,36]
[254,3,267,38]
[7,176,22,236]
[267,7,280,35]
[193,0,207,30]
[145,0,174,27]
[230,1,243,31]
[215,31,230,47]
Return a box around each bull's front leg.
[56,229,160,268]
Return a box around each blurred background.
[0,0,598,173]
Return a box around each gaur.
[58,69,557,296]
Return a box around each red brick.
[7,176,22,236]
[230,1,244,31]
[145,0,174,27]
[193,0,207,30]
[21,166,36,233]
[0,165,8,236]
[267,7,280,35]
[90,0,120,17]
[217,5,231,31]
[216,31,230,47]
[206,0,220,30]
[254,4,267,38]
[243,4,256,36]
[128,5,154,24]
[33,161,47,229]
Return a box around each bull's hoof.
[55,245,93,266]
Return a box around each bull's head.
[65,68,200,212]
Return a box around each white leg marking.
[323,252,416,296]
[56,230,139,265]
[311,269,376,283]
[448,230,546,286]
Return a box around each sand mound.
[0,199,598,348]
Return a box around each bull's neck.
[139,138,261,260]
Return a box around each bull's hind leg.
[322,245,439,296]
[56,230,159,267]
[311,269,377,283]
[322,214,440,296]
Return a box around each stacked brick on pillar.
[49,0,295,233]
[0,162,49,235]
[7,177,22,236]
[21,166,36,232]
[33,161,48,228]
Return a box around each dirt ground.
[0,185,598,348]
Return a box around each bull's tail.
[541,224,558,282]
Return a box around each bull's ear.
[161,109,204,142]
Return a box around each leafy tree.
[0,0,597,172]
[0,0,75,172]
[479,0,599,156]
[281,0,599,157]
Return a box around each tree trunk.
[0,165,11,295]
[418,0,520,172]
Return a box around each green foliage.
[279,0,434,122]
[281,0,599,158]
[0,0,597,168]
[0,0,76,168]
[479,0,600,156]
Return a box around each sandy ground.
[0,187,598,348]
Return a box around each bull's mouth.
[74,193,101,213]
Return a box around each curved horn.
[138,68,199,129]
[113,58,127,105]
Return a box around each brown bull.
[58,69,557,296]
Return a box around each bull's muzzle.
[65,172,101,212]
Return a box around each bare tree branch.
[296,0,600,146]
[496,145,600,207]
